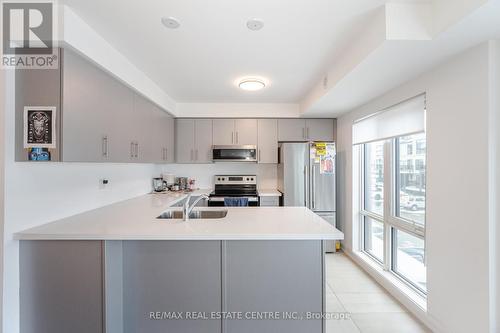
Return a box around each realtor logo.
[1,1,57,68]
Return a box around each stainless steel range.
[208,175,259,206]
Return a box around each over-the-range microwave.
[212,145,257,162]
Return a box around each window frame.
[358,133,427,295]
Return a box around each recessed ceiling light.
[238,78,266,91]
[247,19,264,31]
[161,17,180,29]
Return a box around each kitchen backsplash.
[157,163,278,189]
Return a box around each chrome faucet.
[182,194,209,221]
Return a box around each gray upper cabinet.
[175,119,213,163]
[212,119,235,145]
[235,119,257,145]
[194,119,213,163]
[175,119,196,163]
[278,119,306,141]
[63,48,129,163]
[213,119,257,146]
[151,105,174,163]
[62,48,173,164]
[257,119,278,163]
[305,119,334,141]
[278,119,334,142]
[165,116,175,163]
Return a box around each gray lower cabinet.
[121,241,222,333]
[20,241,104,333]
[224,240,323,333]
[20,240,325,333]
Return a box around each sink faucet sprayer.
[183,194,210,221]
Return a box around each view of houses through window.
[360,133,427,294]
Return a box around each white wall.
[337,42,495,333]
[176,103,300,118]
[0,69,5,333]
[2,72,156,333]
[157,163,277,190]
[491,39,500,333]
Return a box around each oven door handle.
[209,197,258,202]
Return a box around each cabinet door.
[305,119,334,141]
[257,119,278,163]
[122,241,222,333]
[235,119,257,145]
[104,77,134,163]
[212,119,235,145]
[132,94,155,163]
[150,106,168,163]
[278,119,306,141]
[175,119,195,163]
[63,49,112,162]
[194,119,213,163]
[165,116,175,163]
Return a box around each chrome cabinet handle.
[236,131,239,144]
[135,143,139,158]
[190,149,194,161]
[195,149,198,161]
[306,127,310,140]
[258,149,261,162]
[165,148,168,161]
[102,135,108,158]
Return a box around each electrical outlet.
[99,179,109,190]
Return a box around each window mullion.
[383,140,393,271]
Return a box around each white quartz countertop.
[14,190,343,241]
[258,189,282,197]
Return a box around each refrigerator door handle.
[304,165,309,207]
[312,166,316,209]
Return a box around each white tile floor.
[325,252,430,333]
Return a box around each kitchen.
[1,1,500,333]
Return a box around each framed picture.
[23,106,57,149]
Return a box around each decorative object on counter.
[162,173,175,186]
[188,178,196,191]
[23,106,57,149]
[153,178,167,192]
[177,177,188,190]
[28,148,51,161]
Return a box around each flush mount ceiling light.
[246,19,264,31]
[238,78,266,91]
[161,16,180,29]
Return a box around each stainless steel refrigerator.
[278,142,337,252]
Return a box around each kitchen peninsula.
[15,191,343,333]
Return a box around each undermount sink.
[157,210,228,220]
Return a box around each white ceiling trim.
[176,103,300,118]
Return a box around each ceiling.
[61,0,428,104]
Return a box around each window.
[396,133,426,226]
[392,229,427,293]
[364,217,384,262]
[354,95,427,296]
[363,141,384,217]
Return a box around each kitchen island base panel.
[20,240,326,333]
[20,240,104,333]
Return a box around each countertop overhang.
[14,190,344,241]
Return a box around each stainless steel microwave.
[212,145,257,162]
